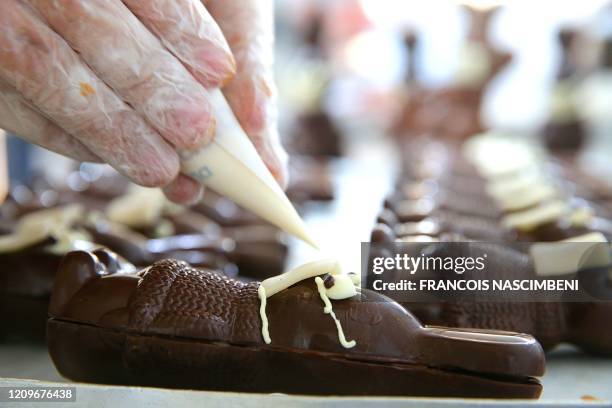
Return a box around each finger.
[29,0,215,150]
[0,0,178,186]
[163,174,204,205]
[206,0,289,188]
[0,79,101,162]
[122,0,235,88]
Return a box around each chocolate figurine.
[48,249,544,398]
[542,27,587,153]
[391,6,512,142]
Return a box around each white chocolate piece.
[496,184,557,212]
[0,204,85,253]
[486,170,547,199]
[463,135,541,179]
[315,277,356,349]
[569,207,594,228]
[257,285,271,344]
[326,274,357,300]
[179,90,316,248]
[106,186,168,229]
[349,272,361,286]
[530,233,611,277]
[502,200,567,232]
[46,234,95,255]
[260,259,342,298]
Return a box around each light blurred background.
[6,0,612,183]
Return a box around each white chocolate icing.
[325,274,358,300]
[0,204,88,253]
[257,285,271,344]
[260,259,342,298]
[315,277,356,349]
[530,233,610,277]
[257,259,358,347]
[502,200,567,232]
[179,90,317,248]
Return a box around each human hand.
[0,0,287,204]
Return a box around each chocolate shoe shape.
[48,250,544,398]
[378,241,612,354]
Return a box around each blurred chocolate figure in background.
[541,27,588,153]
[391,4,512,143]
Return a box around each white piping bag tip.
[178,90,319,248]
[292,224,319,249]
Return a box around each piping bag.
[177,90,318,248]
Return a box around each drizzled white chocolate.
[0,204,92,253]
[257,259,359,348]
[257,285,271,344]
[260,259,342,297]
[324,274,358,300]
[314,276,356,349]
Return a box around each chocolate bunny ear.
[49,251,106,316]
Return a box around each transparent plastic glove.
[0,0,286,205]
[128,0,289,198]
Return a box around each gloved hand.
[0,0,287,204]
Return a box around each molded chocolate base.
[47,319,542,398]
